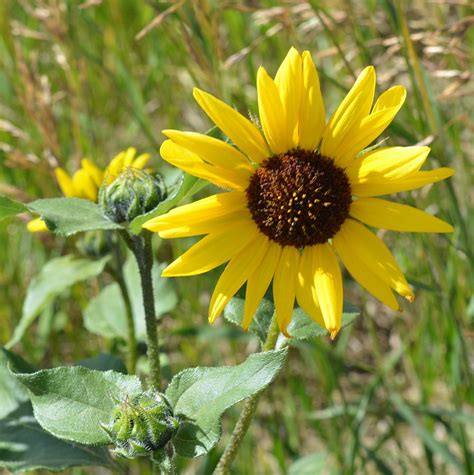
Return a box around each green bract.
[99,169,167,224]
[101,391,179,459]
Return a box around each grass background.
[0,0,472,474]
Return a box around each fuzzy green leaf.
[11,366,142,445]
[0,403,111,473]
[0,195,27,222]
[7,256,109,348]
[166,349,288,458]
[27,198,122,236]
[223,297,274,342]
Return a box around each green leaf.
[11,366,142,445]
[129,173,207,234]
[0,402,111,473]
[224,297,359,341]
[84,255,177,341]
[0,195,27,222]
[83,283,128,340]
[166,349,288,458]
[288,453,329,475]
[27,198,122,236]
[288,306,359,340]
[0,351,29,419]
[224,297,273,343]
[7,255,109,348]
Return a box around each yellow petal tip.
[161,129,174,138]
[329,329,339,340]
[208,313,219,324]
[192,87,204,99]
[161,266,174,278]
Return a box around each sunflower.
[27,147,150,232]
[143,47,453,338]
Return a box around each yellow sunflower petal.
[54,168,77,197]
[209,234,269,323]
[123,147,137,167]
[339,219,414,300]
[321,66,376,161]
[143,192,247,232]
[336,86,407,167]
[257,66,293,154]
[273,246,300,335]
[193,88,269,163]
[351,167,454,197]
[160,139,251,191]
[298,51,326,150]
[350,198,453,233]
[243,241,281,330]
[27,217,48,233]
[162,130,253,171]
[161,220,259,277]
[81,159,104,188]
[333,229,399,309]
[295,247,325,327]
[106,151,125,178]
[156,212,252,238]
[312,243,343,339]
[274,47,302,148]
[72,169,97,201]
[346,146,431,185]
[132,153,151,169]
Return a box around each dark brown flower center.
[246,149,351,247]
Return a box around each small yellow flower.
[143,47,453,338]
[27,147,150,232]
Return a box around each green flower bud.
[101,391,179,459]
[76,230,114,258]
[99,168,166,224]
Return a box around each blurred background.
[0,1,472,474]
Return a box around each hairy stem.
[213,316,281,474]
[121,230,161,389]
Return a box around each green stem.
[213,316,281,475]
[121,230,161,390]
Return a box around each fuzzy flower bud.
[99,168,166,224]
[101,391,179,459]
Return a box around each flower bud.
[99,168,166,224]
[76,230,114,258]
[101,391,179,459]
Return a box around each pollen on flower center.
[246,149,352,247]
